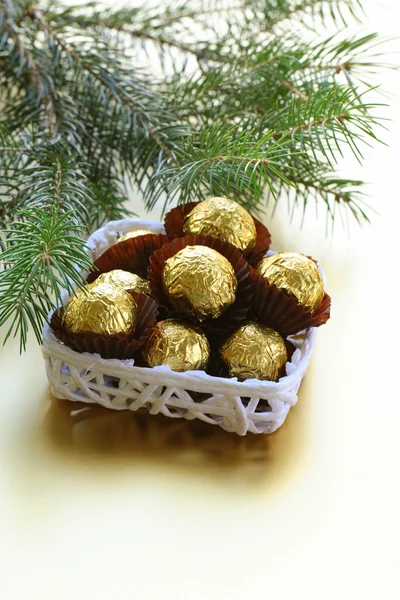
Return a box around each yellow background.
[1,1,399,598]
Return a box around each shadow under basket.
[41,218,322,436]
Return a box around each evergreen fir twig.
[0,0,391,349]
[0,207,93,351]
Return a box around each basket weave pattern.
[41,218,319,435]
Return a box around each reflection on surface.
[42,369,313,487]
[45,399,271,477]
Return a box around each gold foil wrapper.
[119,229,154,242]
[183,197,257,254]
[143,319,210,372]
[257,252,324,312]
[162,245,237,320]
[94,270,151,295]
[63,282,137,335]
[220,321,287,381]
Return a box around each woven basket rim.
[42,321,317,397]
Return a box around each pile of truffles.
[52,197,331,383]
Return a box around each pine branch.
[145,125,297,211]
[270,86,386,165]
[32,7,180,164]
[0,0,59,137]
[43,1,248,61]
[261,0,364,29]
[1,149,92,222]
[0,0,389,350]
[310,33,398,87]
[44,1,364,43]
[0,207,93,351]
[88,182,136,231]
[269,155,371,226]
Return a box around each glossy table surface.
[1,4,400,599]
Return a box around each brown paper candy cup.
[50,292,159,359]
[203,329,230,378]
[251,269,331,336]
[163,202,199,239]
[87,233,170,282]
[147,235,253,332]
[247,216,272,266]
[164,201,271,259]
[285,338,297,364]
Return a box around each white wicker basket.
[42,218,320,436]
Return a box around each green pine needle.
[0,207,93,351]
[145,125,298,211]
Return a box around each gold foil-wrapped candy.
[220,321,287,381]
[94,270,151,295]
[162,245,237,320]
[119,229,154,242]
[143,319,210,372]
[63,281,137,335]
[257,252,324,312]
[183,197,257,254]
